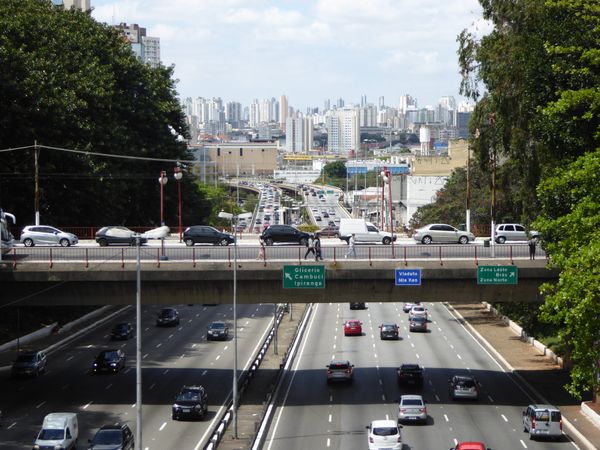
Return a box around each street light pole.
[174,167,183,243]
[158,171,168,259]
[135,234,142,450]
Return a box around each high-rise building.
[324,99,331,113]
[53,0,90,10]
[399,95,417,114]
[360,94,367,107]
[279,95,288,130]
[142,36,160,67]
[113,23,161,67]
[359,104,378,127]
[336,98,345,109]
[286,117,313,153]
[379,96,385,109]
[326,108,360,155]
[226,102,242,129]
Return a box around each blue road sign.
[395,268,421,286]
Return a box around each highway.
[0,303,275,449]
[263,302,573,450]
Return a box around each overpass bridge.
[0,244,557,306]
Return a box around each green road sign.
[477,265,518,285]
[283,265,325,289]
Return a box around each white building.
[326,108,360,156]
[142,36,160,67]
[285,117,313,153]
[279,95,288,130]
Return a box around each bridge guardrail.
[3,243,546,269]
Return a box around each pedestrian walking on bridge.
[528,237,537,260]
[345,233,356,259]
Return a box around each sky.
[91,0,489,111]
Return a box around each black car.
[379,323,399,340]
[349,302,366,310]
[207,321,229,341]
[156,307,179,327]
[11,350,47,378]
[95,226,147,246]
[92,349,126,373]
[110,322,133,340]
[260,225,309,246]
[172,385,208,420]
[183,226,235,246]
[397,363,424,387]
[88,423,134,450]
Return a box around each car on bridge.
[95,226,147,246]
[172,385,208,421]
[183,226,235,246]
[260,224,310,246]
[413,223,475,245]
[20,225,78,247]
[343,320,363,336]
[449,375,480,400]
[495,223,539,243]
[349,302,366,310]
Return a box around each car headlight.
[93,363,98,367]
[194,405,201,410]
[110,362,117,366]
[173,403,180,409]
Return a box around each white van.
[33,412,78,450]
[522,404,562,440]
[338,219,396,245]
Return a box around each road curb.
[445,302,598,450]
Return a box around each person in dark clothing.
[528,237,537,260]
[314,233,323,261]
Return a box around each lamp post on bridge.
[158,171,168,259]
[173,166,183,243]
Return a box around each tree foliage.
[0,0,210,228]
[455,0,600,397]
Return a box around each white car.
[366,419,402,449]
[398,394,427,424]
[409,305,428,320]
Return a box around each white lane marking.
[501,414,508,422]
[105,383,113,390]
[180,354,185,358]
[385,414,389,420]
[329,395,333,402]
[143,353,149,359]
[168,334,174,339]
[450,344,454,349]
[379,380,383,386]
[83,401,93,409]
[410,343,415,348]
[149,383,156,390]
[66,356,74,362]
[7,422,16,429]
[86,344,93,348]
[216,355,221,361]
[124,368,132,374]
[416,353,420,359]
[372,343,376,348]
[240,327,244,332]
[374,353,378,358]
[435,394,440,401]
[333,344,336,350]
[156,343,162,348]
[163,369,169,375]
[192,343,197,348]
[245,320,250,325]
[131,403,136,408]
[381,394,386,401]
[188,319,192,323]
[159,422,167,431]
[326,438,331,447]
[328,414,332,422]
[520,440,527,448]
[36,401,46,408]
[144,327,149,331]
[444,414,449,422]
[178,327,183,331]
[201,370,207,376]
[224,346,229,351]
[438,327,442,332]
[488,395,494,402]
[457,354,462,360]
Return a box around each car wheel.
[421,236,432,244]
[497,236,506,244]
[185,238,194,246]
[23,238,34,247]
[382,237,391,245]
[59,238,70,247]
[98,239,108,247]
[265,238,274,246]
[299,238,308,246]
[458,236,469,245]
[219,238,230,246]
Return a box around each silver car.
[449,375,480,400]
[413,224,474,245]
[20,225,78,247]
[495,223,539,244]
[398,395,427,424]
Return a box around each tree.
[323,160,347,179]
[535,150,600,398]
[0,0,210,227]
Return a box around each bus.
[1,208,16,255]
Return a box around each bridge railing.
[4,243,546,269]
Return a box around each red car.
[451,443,490,450]
[343,320,362,336]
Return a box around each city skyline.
[91,0,489,110]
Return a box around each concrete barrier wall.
[0,323,58,353]
[482,302,563,367]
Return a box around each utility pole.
[34,141,40,226]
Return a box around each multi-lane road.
[0,303,276,449]
[264,302,575,450]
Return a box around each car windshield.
[402,399,423,406]
[114,324,128,331]
[535,410,561,422]
[456,379,476,388]
[382,325,396,330]
[39,429,64,440]
[210,323,225,329]
[401,364,420,371]
[93,430,122,445]
[177,390,201,401]
[373,427,398,436]
[16,354,36,363]
[160,310,175,317]
[412,307,425,312]
[103,351,119,360]
[412,316,426,323]
[330,363,349,370]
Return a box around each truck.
[338,218,396,245]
